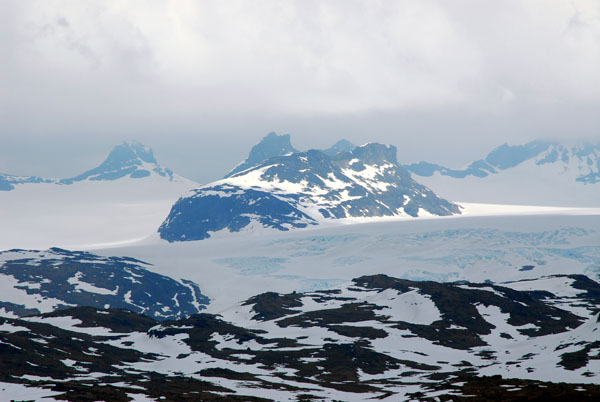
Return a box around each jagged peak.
[229,142,399,178]
[225,140,403,183]
[106,140,158,165]
[247,132,296,162]
[225,132,298,178]
[59,140,175,184]
[322,139,355,156]
[337,142,398,166]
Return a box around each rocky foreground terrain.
[1,272,599,401]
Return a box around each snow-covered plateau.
[0,177,195,250]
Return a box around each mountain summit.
[61,140,175,184]
[2,140,180,190]
[159,136,461,241]
[226,134,357,178]
[225,132,298,178]
[322,138,355,156]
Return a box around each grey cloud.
[56,16,69,27]
[0,0,599,183]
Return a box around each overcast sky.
[1,0,599,183]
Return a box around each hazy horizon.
[2,0,599,183]
[2,130,599,185]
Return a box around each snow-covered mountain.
[0,248,209,320]
[1,273,598,401]
[0,140,185,190]
[404,141,600,206]
[60,140,178,183]
[0,141,197,250]
[159,134,461,241]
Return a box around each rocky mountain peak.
[60,140,174,184]
[322,138,355,156]
[110,140,158,165]
[225,132,298,177]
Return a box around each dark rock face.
[225,132,298,177]
[160,140,460,241]
[0,248,209,320]
[158,184,316,242]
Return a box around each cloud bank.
[1,0,599,181]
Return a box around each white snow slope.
[0,175,196,250]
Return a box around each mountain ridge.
[0,140,191,191]
[225,133,357,178]
[0,247,209,320]
[403,140,600,206]
[404,140,600,183]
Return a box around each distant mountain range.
[2,135,597,249]
[404,140,600,206]
[405,140,600,183]
[0,140,188,191]
[159,133,461,241]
